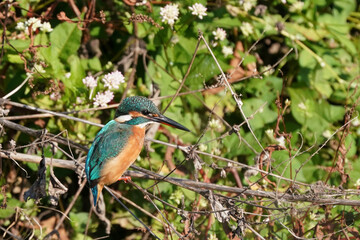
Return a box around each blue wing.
[85,120,131,205]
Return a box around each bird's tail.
[91,184,104,206]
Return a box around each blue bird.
[85,96,189,206]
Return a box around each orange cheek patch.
[129,111,144,118]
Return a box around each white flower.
[10,139,16,149]
[40,22,53,32]
[15,22,25,30]
[209,119,222,131]
[354,178,360,187]
[262,65,274,76]
[240,22,254,36]
[275,136,285,148]
[285,98,291,106]
[189,3,207,19]
[65,72,71,79]
[213,148,221,155]
[102,70,125,89]
[297,102,307,110]
[322,130,332,138]
[93,90,114,107]
[241,0,256,12]
[136,0,147,6]
[82,76,97,89]
[50,92,61,101]
[26,17,42,31]
[208,233,218,240]
[222,46,233,58]
[220,169,226,178]
[352,118,360,127]
[199,144,208,152]
[212,28,226,41]
[289,1,304,12]
[160,4,179,26]
[76,97,83,104]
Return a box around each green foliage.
[0,0,360,239]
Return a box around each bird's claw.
[118,176,131,183]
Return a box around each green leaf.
[0,198,22,218]
[288,88,345,135]
[242,98,277,130]
[6,54,23,64]
[49,22,82,61]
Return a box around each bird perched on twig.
[85,96,190,206]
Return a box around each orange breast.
[99,126,145,185]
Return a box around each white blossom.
[82,76,97,89]
[355,178,360,187]
[352,118,360,127]
[241,0,257,12]
[199,144,208,152]
[209,119,222,131]
[220,169,226,178]
[240,22,254,36]
[40,22,53,32]
[160,4,179,26]
[212,28,227,41]
[26,17,42,31]
[15,22,25,31]
[135,0,147,6]
[222,46,233,58]
[10,139,16,149]
[262,65,275,76]
[208,233,219,240]
[102,70,125,89]
[289,1,304,12]
[65,72,71,79]
[189,3,207,19]
[276,136,286,148]
[50,92,61,101]
[322,130,332,138]
[213,148,221,155]
[297,102,307,110]
[93,90,114,107]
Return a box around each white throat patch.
[115,115,132,123]
[136,121,157,129]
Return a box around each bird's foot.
[118,176,131,183]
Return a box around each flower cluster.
[240,22,254,36]
[188,3,207,19]
[160,2,207,27]
[212,28,227,41]
[82,70,125,107]
[82,76,97,89]
[102,71,125,89]
[222,46,234,58]
[16,17,53,34]
[93,90,114,107]
[160,4,179,27]
[240,0,257,12]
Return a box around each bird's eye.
[141,110,150,115]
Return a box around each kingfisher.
[85,96,189,206]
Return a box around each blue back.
[85,120,131,205]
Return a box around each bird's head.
[115,96,190,131]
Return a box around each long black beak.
[151,114,190,132]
